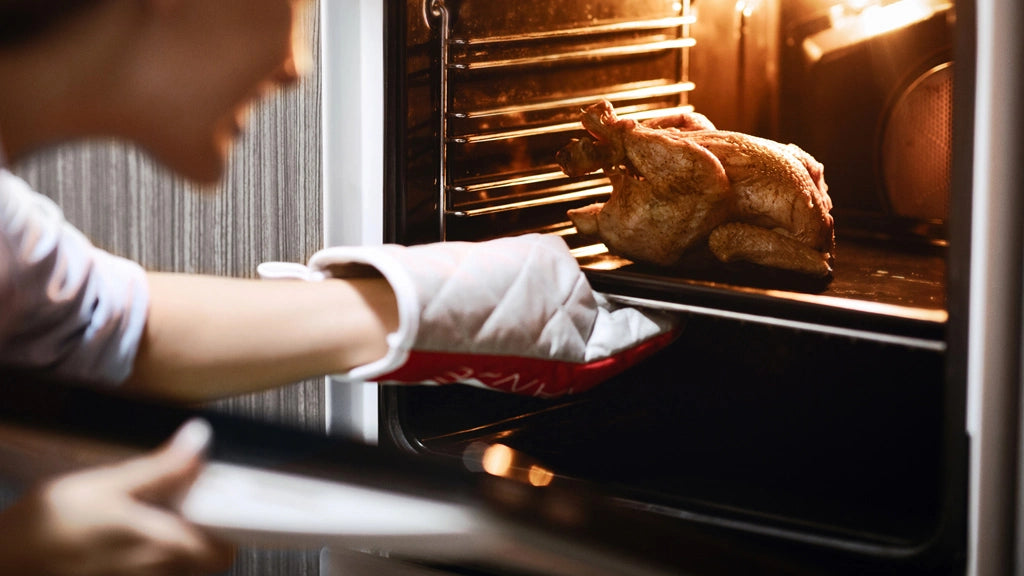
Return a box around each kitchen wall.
[7,2,326,575]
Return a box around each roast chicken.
[557,100,835,278]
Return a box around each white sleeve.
[0,169,149,385]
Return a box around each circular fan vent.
[880,62,954,222]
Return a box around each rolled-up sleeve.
[0,169,149,385]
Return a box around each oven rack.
[443,103,697,218]
[429,0,695,240]
[450,80,695,121]
[442,106,699,220]
[448,37,695,71]
[443,15,696,46]
[449,104,695,145]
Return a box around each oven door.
[0,377,898,576]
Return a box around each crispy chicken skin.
[557,100,835,278]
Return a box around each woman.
[0,0,401,401]
[0,0,677,573]
[0,2,361,573]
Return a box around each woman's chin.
[149,143,229,186]
[175,155,227,186]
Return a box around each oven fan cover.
[880,61,954,222]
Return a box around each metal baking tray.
[576,237,946,347]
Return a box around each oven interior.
[379,0,964,571]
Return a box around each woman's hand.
[0,419,235,576]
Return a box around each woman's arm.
[122,272,398,403]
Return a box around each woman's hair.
[0,0,102,46]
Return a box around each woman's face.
[135,0,312,183]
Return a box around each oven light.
[481,444,515,477]
[852,0,935,38]
[528,465,555,487]
[804,0,950,64]
[464,442,559,487]
[839,0,877,12]
[734,0,760,18]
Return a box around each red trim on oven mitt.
[258,234,682,397]
[376,328,679,397]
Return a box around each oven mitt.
[257,234,681,397]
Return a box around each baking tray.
[576,237,946,345]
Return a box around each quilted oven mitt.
[258,234,681,397]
